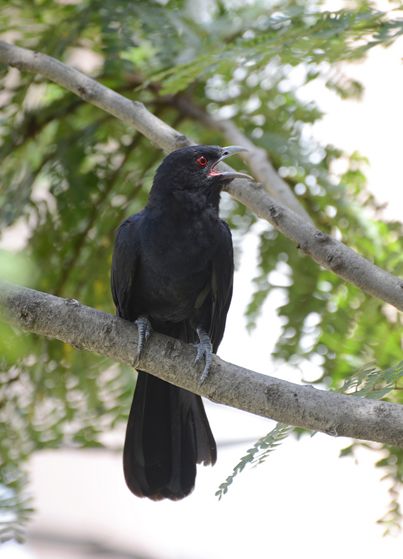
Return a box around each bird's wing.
[209,220,234,352]
[111,212,143,320]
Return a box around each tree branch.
[229,183,403,309]
[1,40,402,310]
[1,280,403,448]
[0,41,188,152]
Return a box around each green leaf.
[216,423,292,499]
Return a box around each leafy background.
[1,0,403,542]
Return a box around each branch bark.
[1,280,403,448]
[1,40,402,310]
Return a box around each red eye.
[196,155,208,167]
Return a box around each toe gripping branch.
[134,319,212,383]
[134,316,153,364]
[195,328,213,384]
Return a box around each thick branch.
[1,40,403,311]
[1,280,403,448]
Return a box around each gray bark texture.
[1,280,403,448]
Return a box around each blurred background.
[1,0,403,557]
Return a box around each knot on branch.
[297,241,309,252]
[174,133,190,149]
[102,322,113,336]
[66,298,80,307]
[326,251,343,272]
[132,100,145,111]
[268,204,282,222]
[18,302,39,328]
[314,230,329,243]
[77,85,95,102]
[324,424,339,437]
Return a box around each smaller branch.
[2,280,403,448]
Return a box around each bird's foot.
[195,328,213,384]
[134,316,152,364]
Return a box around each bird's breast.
[143,210,217,270]
[135,211,218,322]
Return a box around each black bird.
[111,144,251,500]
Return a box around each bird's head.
[150,145,251,207]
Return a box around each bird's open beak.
[209,145,252,181]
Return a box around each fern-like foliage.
[376,449,403,536]
[338,362,403,535]
[217,362,403,501]
[0,470,33,544]
[340,361,403,400]
[215,422,292,499]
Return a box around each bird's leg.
[134,316,152,364]
[195,328,213,384]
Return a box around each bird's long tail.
[123,371,216,500]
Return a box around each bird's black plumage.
[111,144,250,500]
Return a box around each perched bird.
[111,144,251,500]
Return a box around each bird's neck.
[148,185,221,217]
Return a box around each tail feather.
[123,371,216,500]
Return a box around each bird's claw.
[135,316,152,363]
[195,328,213,384]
